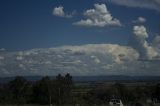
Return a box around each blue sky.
[0,0,159,50]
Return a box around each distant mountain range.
[0,75,160,84]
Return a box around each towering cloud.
[152,35,160,52]
[73,4,121,27]
[133,26,148,38]
[132,25,158,59]
[153,35,160,45]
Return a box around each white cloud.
[1,42,160,76]
[152,35,160,52]
[132,25,158,59]
[91,55,101,63]
[60,44,139,63]
[133,25,148,38]
[138,17,146,23]
[114,57,122,64]
[109,0,160,11]
[1,68,10,75]
[44,61,52,65]
[153,35,160,47]
[0,48,6,51]
[146,46,159,59]
[53,6,73,18]
[18,51,24,56]
[0,44,142,76]
[94,58,101,64]
[0,56,4,60]
[16,56,24,60]
[53,6,64,17]
[133,17,146,23]
[19,64,26,70]
[73,3,121,27]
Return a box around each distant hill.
[0,75,160,83]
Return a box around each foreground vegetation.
[0,74,160,106]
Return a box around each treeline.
[0,74,73,105]
[77,83,160,105]
[0,74,160,105]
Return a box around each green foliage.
[76,83,157,105]
[0,74,73,105]
[54,73,73,105]
[31,76,51,104]
[153,83,160,100]
[30,74,73,105]
[0,76,30,104]
[0,75,159,105]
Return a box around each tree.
[0,74,74,105]
[7,76,30,104]
[31,76,51,104]
[54,73,73,105]
[155,84,160,100]
[64,73,73,101]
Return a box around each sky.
[0,0,159,50]
[0,0,160,76]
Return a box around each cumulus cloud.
[0,48,6,51]
[60,44,139,61]
[1,42,160,76]
[152,35,160,52]
[73,3,121,27]
[132,25,158,59]
[0,56,4,60]
[133,17,146,23]
[19,64,26,70]
[133,25,148,38]
[91,55,101,64]
[1,68,10,75]
[94,58,101,64]
[16,56,23,60]
[0,44,142,76]
[153,35,160,47]
[53,6,74,18]
[109,0,160,11]
[44,61,52,65]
